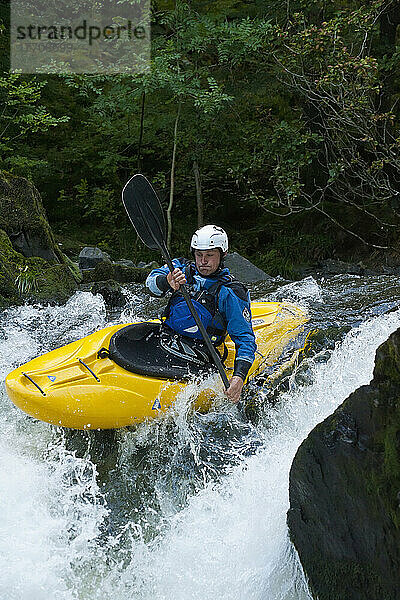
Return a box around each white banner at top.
[10,0,150,74]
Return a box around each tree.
[0,73,69,174]
[257,0,400,248]
[59,1,234,247]
[0,8,69,176]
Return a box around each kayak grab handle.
[22,372,46,396]
[78,359,100,382]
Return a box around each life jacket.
[163,262,248,345]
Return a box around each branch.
[314,204,391,249]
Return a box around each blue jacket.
[145,258,257,380]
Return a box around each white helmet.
[191,225,228,253]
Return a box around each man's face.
[194,249,221,276]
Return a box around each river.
[1,274,400,600]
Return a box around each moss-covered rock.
[34,263,79,304]
[287,329,400,600]
[0,229,26,305]
[0,173,79,306]
[0,171,63,262]
[82,262,151,284]
[112,263,150,284]
[54,234,85,259]
[0,228,77,306]
[0,172,151,305]
[90,280,126,307]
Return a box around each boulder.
[90,280,126,307]
[113,259,135,268]
[0,172,63,262]
[81,262,151,284]
[224,252,272,283]
[287,329,400,600]
[0,173,78,306]
[0,229,22,306]
[0,229,77,306]
[136,260,159,270]
[34,262,79,304]
[78,247,111,270]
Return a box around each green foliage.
[266,0,400,247]
[256,249,295,279]
[300,556,390,600]
[246,231,334,278]
[1,0,399,262]
[14,265,40,295]
[0,73,69,175]
[56,179,122,227]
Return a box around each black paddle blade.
[122,174,166,251]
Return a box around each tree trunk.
[137,92,146,171]
[193,159,203,228]
[167,102,181,250]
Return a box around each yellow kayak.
[5,301,308,430]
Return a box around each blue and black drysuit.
[145,258,257,380]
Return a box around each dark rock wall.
[288,329,400,600]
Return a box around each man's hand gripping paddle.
[122,174,230,389]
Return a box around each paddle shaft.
[158,241,230,389]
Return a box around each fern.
[15,266,40,296]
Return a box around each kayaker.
[145,225,257,404]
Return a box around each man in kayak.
[146,225,257,404]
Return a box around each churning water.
[1,275,400,600]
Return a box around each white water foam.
[0,292,106,375]
[1,297,400,600]
[0,293,109,600]
[80,308,400,600]
[267,276,324,305]
[0,421,108,600]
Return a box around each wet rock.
[288,329,400,600]
[90,280,126,307]
[0,230,77,307]
[318,258,364,276]
[0,229,21,306]
[293,264,319,280]
[34,262,79,304]
[78,249,152,285]
[114,259,135,268]
[78,246,111,270]
[112,263,150,284]
[0,173,78,306]
[92,260,114,281]
[136,260,159,270]
[224,252,272,283]
[381,265,400,275]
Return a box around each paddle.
[122,173,230,389]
